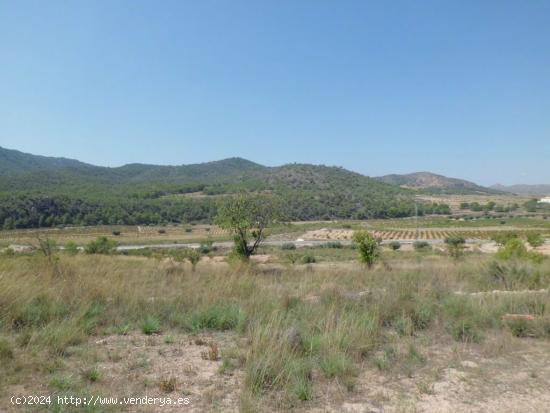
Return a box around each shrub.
[445,236,466,246]
[320,241,343,249]
[85,237,118,254]
[388,241,401,250]
[301,253,316,264]
[281,243,296,250]
[141,317,161,335]
[158,229,166,234]
[2,247,15,257]
[413,241,431,251]
[352,231,379,268]
[286,252,300,264]
[496,239,528,260]
[188,303,245,332]
[412,302,434,330]
[526,233,544,248]
[84,367,100,382]
[491,232,518,246]
[504,319,532,338]
[112,231,121,236]
[64,241,79,255]
[485,260,543,289]
[198,241,216,254]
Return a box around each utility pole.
[415,197,419,241]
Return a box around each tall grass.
[0,252,549,409]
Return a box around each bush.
[485,260,544,289]
[64,241,79,255]
[198,242,216,254]
[141,317,161,335]
[84,368,100,382]
[112,231,121,236]
[526,233,544,248]
[496,239,528,260]
[320,241,343,249]
[188,303,245,332]
[85,237,118,254]
[301,253,316,264]
[413,241,431,251]
[504,319,532,338]
[491,232,518,246]
[158,229,166,234]
[281,243,296,250]
[445,236,466,246]
[352,231,379,268]
[388,241,401,250]
[2,247,15,257]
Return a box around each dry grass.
[0,250,550,411]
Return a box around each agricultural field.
[0,224,229,247]
[1,216,548,251]
[417,194,533,214]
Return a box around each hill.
[490,184,550,196]
[0,146,451,229]
[0,146,93,175]
[375,171,499,194]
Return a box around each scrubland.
[1,247,550,412]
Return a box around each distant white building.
[539,197,550,204]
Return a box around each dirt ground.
[6,331,550,413]
[314,335,550,413]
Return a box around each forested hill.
[0,146,451,229]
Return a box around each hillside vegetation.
[375,172,500,194]
[0,147,451,229]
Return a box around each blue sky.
[1,0,549,185]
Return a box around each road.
[116,238,447,251]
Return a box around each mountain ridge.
[0,146,457,228]
[0,146,495,195]
[490,183,550,196]
[375,171,500,195]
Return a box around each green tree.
[183,248,201,271]
[352,231,379,269]
[445,236,466,259]
[496,238,528,260]
[215,194,281,259]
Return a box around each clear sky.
[1,1,549,185]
